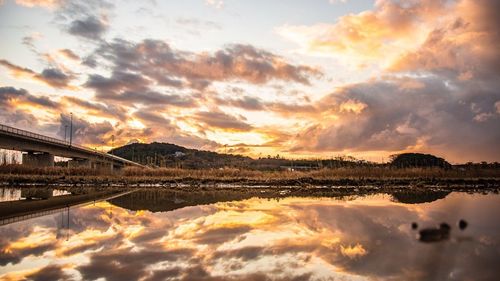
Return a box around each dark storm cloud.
[68,15,107,40]
[193,111,253,131]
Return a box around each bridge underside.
[22,152,55,167]
[0,133,124,170]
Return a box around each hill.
[110,143,462,171]
[108,142,379,170]
[109,142,252,169]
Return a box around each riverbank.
[1,175,499,191]
[1,165,499,190]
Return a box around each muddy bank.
[1,174,500,191]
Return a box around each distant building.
[174,151,185,157]
[280,165,318,171]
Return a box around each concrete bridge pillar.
[93,161,114,171]
[22,152,54,167]
[68,159,92,168]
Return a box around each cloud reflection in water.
[0,192,499,280]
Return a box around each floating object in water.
[440,222,451,231]
[458,219,468,230]
[418,223,451,243]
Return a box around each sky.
[0,0,499,163]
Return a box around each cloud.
[289,73,500,161]
[213,96,266,111]
[390,0,500,81]
[77,247,196,281]
[277,0,452,66]
[176,17,222,31]
[3,194,500,281]
[84,71,196,107]
[205,0,223,9]
[58,114,114,146]
[62,96,128,121]
[193,225,252,245]
[68,15,108,40]
[24,264,70,281]
[133,111,170,125]
[0,86,60,109]
[0,59,36,78]
[275,0,500,162]
[15,0,61,9]
[0,59,74,89]
[36,68,73,88]
[58,49,80,61]
[87,39,320,92]
[340,243,367,259]
[193,111,253,132]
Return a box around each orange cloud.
[277,0,451,67]
[0,59,74,89]
[339,99,367,114]
[15,0,61,9]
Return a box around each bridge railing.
[0,124,70,147]
[0,124,145,167]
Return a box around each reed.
[0,165,498,187]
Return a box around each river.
[0,188,499,280]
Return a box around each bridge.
[0,123,145,169]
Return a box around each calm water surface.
[0,189,499,280]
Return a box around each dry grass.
[122,166,499,180]
[0,165,111,176]
[0,165,498,187]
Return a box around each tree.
[390,153,451,168]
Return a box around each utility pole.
[69,112,73,146]
[64,125,68,142]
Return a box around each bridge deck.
[0,124,145,168]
